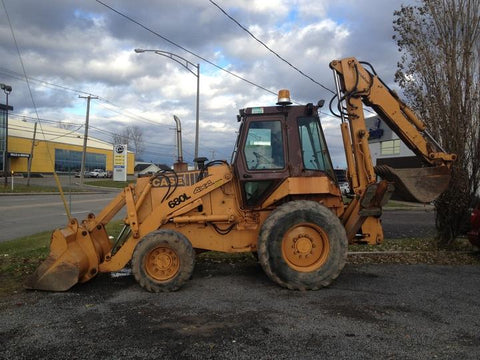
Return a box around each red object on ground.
[468,206,480,247]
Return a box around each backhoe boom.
[330,58,455,201]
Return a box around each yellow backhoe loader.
[25,58,456,292]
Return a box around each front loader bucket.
[375,165,451,203]
[25,219,111,291]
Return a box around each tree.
[128,125,145,157]
[112,126,145,157]
[112,128,130,147]
[393,0,480,244]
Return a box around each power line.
[11,119,205,163]
[10,113,180,151]
[9,123,78,137]
[0,66,177,129]
[208,1,378,116]
[1,0,72,204]
[95,0,278,97]
[209,0,336,95]
[0,67,93,97]
[91,99,172,129]
[1,0,42,123]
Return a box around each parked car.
[89,169,107,178]
[468,205,480,248]
[74,171,91,178]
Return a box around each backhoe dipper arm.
[330,58,456,167]
[329,57,456,243]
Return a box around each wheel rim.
[281,223,330,272]
[145,246,180,281]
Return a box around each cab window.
[298,116,333,174]
[244,121,284,170]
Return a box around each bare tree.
[112,128,130,147]
[128,125,145,157]
[393,0,480,244]
[111,126,145,157]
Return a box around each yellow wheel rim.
[281,223,329,272]
[145,246,180,281]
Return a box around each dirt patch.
[348,250,480,265]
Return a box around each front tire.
[132,230,195,292]
[258,200,347,290]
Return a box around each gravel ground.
[1,259,480,359]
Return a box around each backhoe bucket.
[24,219,111,291]
[375,165,451,203]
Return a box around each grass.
[84,180,134,188]
[0,231,51,297]
[0,220,124,298]
[383,200,415,208]
[383,200,428,209]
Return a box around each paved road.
[0,193,121,242]
[0,190,436,243]
[382,209,436,239]
[1,261,479,359]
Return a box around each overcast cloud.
[0,0,411,166]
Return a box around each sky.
[0,0,412,167]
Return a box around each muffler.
[24,218,112,291]
[375,165,451,203]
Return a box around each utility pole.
[26,121,37,186]
[79,95,98,185]
[1,83,12,187]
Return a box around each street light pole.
[1,83,12,187]
[134,48,200,164]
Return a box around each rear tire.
[132,230,195,292]
[258,200,347,290]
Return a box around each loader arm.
[25,164,233,291]
[329,57,456,242]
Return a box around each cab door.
[234,115,289,208]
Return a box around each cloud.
[0,0,411,166]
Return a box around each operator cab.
[232,90,335,208]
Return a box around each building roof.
[134,162,171,172]
[134,163,154,172]
[8,118,114,151]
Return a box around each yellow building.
[6,119,135,175]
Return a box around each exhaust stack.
[173,115,188,172]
